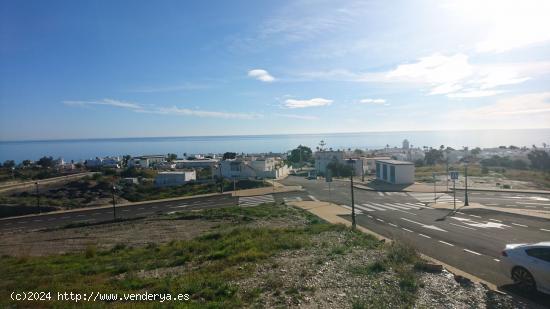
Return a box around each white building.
[375,159,415,185]
[85,156,121,168]
[365,157,392,174]
[402,139,410,150]
[174,159,218,169]
[128,155,166,168]
[218,157,289,179]
[154,170,196,187]
[314,150,344,175]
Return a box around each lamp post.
[347,159,356,229]
[35,182,40,211]
[464,164,469,206]
[112,185,117,221]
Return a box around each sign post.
[450,171,459,211]
[432,173,436,204]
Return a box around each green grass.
[0,204,356,308]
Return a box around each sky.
[1,0,550,141]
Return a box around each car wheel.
[511,267,537,291]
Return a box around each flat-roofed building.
[375,159,414,185]
[154,170,196,187]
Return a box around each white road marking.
[464,249,481,256]
[468,214,482,218]
[524,206,536,208]
[439,240,454,247]
[377,192,384,196]
[364,204,387,211]
[493,259,500,262]
[489,219,502,222]
[122,210,130,212]
[33,219,42,222]
[376,218,385,222]
[357,204,375,212]
[308,195,319,202]
[92,213,102,216]
[76,214,84,217]
[541,228,550,232]
[389,223,398,227]
[517,202,550,206]
[450,217,509,229]
[511,223,528,227]
[400,217,447,232]
[401,228,413,232]
[449,222,477,230]
[418,233,431,238]
[367,215,373,219]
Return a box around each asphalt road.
[281,176,550,304]
[0,191,312,233]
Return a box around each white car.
[501,242,550,294]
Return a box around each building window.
[382,164,387,180]
[390,166,396,183]
[376,163,381,178]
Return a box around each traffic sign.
[450,171,459,180]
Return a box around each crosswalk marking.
[409,192,462,203]
[340,205,364,214]
[377,192,384,196]
[283,196,303,203]
[238,195,274,207]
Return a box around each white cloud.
[284,98,333,109]
[359,98,386,104]
[248,69,275,82]
[64,99,261,120]
[385,53,547,98]
[275,113,318,120]
[154,107,262,120]
[63,99,143,110]
[454,92,550,119]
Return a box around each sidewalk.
[453,186,550,195]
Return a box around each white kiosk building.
[375,159,414,184]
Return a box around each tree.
[527,150,550,171]
[122,155,132,167]
[37,156,54,168]
[167,153,177,162]
[509,145,519,150]
[424,149,443,165]
[326,161,353,177]
[3,160,15,168]
[21,159,32,167]
[223,152,237,160]
[353,149,364,156]
[288,145,313,165]
[470,147,481,157]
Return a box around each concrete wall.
[375,161,414,185]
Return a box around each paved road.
[281,176,550,304]
[0,191,312,233]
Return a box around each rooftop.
[375,159,414,165]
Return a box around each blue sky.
[1,0,550,140]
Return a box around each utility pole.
[453,178,456,211]
[233,177,236,192]
[446,156,449,191]
[218,164,224,193]
[112,184,117,221]
[432,173,436,204]
[464,164,469,206]
[361,159,365,182]
[349,160,356,229]
[35,182,40,211]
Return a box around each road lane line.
[439,240,454,247]
[367,215,373,219]
[516,202,550,206]
[418,233,431,238]
[541,228,550,232]
[464,249,481,256]
[493,259,500,262]
[401,228,413,232]
[524,206,536,208]
[308,195,319,202]
[388,223,398,227]
[468,214,482,218]
[376,218,385,222]
[449,223,477,230]
[511,223,528,227]
[377,192,384,196]
[489,219,502,222]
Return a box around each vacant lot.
[0,203,527,308]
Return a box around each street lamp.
[112,185,117,221]
[347,159,356,229]
[35,182,40,211]
[464,163,469,206]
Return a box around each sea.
[1,129,549,163]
